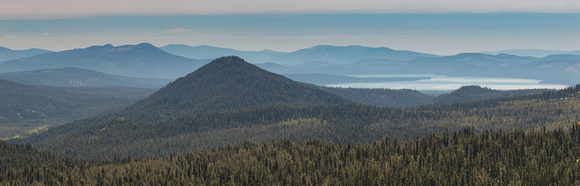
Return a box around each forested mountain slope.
[318,86,433,108]
[13,56,352,157]
[16,83,580,159]
[4,125,580,185]
[432,85,550,104]
[117,56,350,120]
[0,79,156,139]
[0,67,170,88]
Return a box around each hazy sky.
[2,0,580,55]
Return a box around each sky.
[2,0,580,55]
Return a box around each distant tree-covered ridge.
[318,86,433,108]
[3,125,580,185]
[432,85,550,104]
[0,46,52,62]
[0,67,170,88]
[314,85,550,108]
[0,78,156,139]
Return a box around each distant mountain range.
[0,43,207,79]
[269,45,439,65]
[481,49,580,58]
[0,47,52,62]
[353,52,576,74]
[160,44,439,65]
[2,43,579,87]
[285,53,580,85]
[0,67,170,88]
[160,44,287,63]
[439,54,580,85]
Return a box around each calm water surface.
[329,74,570,90]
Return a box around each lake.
[328,74,570,90]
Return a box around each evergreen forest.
[3,125,580,185]
[0,79,155,139]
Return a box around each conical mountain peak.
[184,56,265,79]
[122,56,349,119]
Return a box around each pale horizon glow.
[3,0,580,19]
[2,13,580,55]
[2,1,580,55]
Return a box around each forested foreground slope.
[3,126,580,185]
[16,84,580,159]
